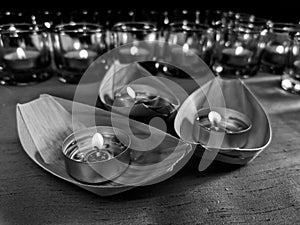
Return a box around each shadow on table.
[105,154,243,201]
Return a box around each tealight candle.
[221,46,253,67]
[261,45,287,67]
[62,126,131,184]
[64,49,97,70]
[194,107,252,148]
[3,48,40,70]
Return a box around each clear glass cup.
[212,20,265,78]
[0,23,52,85]
[259,22,300,74]
[167,22,215,66]
[52,22,107,84]
[110,22,160,65]
[281,32,300,94]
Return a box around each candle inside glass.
[3,48,40,70]
[64,49,97,70]
[261,45,287,67]
[221,47,253,67]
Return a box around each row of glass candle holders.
[0,18,300,93]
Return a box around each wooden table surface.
[0,73,300,225]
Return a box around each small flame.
[44,22,51,29]
[148,33,156,42]
[164,17,169,25]
[122,33,128,43]
[79,49,88,59]
[92,133,104,149]
[16,48,26,59]
[127,86,136,99]
[73,41,81,50]
[208,111,222,128]
[235,46,244,55]
[183,43,189,53]
[130,46,138,55]
[275,45,285,54]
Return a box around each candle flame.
[16,48,26,59]
[127,86,136,99]
[79,49,88,59]
[164,17,169,25]
[275,45,285,54]
[130,46,138,55]
[235,46,244,55]
[148,33,156,42]
[44,22,51,29]
[183,43,189,53]
[208,111,222,128]
[92,133,104,149]
[73,41,81,50]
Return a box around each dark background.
[0,0,299,23]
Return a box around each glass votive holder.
[110,21,159,61]
[259,22,300,75]
[281,32,300,94]
[212,21,263,78]
[0,23,52,85]
[166,22,215,68]
[53,22,107,84]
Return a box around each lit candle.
[197,110,249,133]
[261,45,287,67]
[62,126,131,184]
[194,108,252,148]
[64,49,97,70]
[221,46,253,67]
[3,47,40,70]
